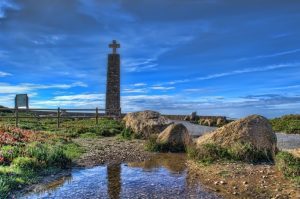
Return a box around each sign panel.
[15,94,29,109]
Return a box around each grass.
[145,135,186,152]
[270,114,300,134]
[275,151,300,185]
[187,143,274,164]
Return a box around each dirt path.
[73,137,151,167]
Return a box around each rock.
[216,117,227,126]
[184,115,190,121]
[156,123,192,150]
[190,112,197,121]
[203,119,212,126]
[123,110,172,138]
[196,115,277,161]
[219,180,226,185]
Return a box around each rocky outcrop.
[197,115,277,160]
[157,123,192,150]
[123,110,172,138]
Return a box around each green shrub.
[270,114,300,134]
[46,146,71,169]
[188,143,274,164]
[25,142,48,162]
[12,157,40,172]
[1,146,21,163]
[63,143,84,160]
[275,151,300,184]
[191,143,231,164]
[80,132,98,139]
[145,135,186,152]
[228,143,274,163]
[120,128,134,140]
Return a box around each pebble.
[219,180,226,185]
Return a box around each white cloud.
[123,88,147,93]
[197,63,299,81]
[132,83,147,87]
[0,0,20,18]
[123,58,158,72]
[0,81,88,94]
[150,86,175,91]
[237,48,300,61]
[0,71,11,77]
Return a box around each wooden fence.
[0,107,120,128]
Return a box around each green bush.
[188,143,274,164]
[63,143,84,160]
[190,143,231,164]
[120,128,134,140]
[79,132,98,139]
[145,135,186,152]
[228,143,274,163]
[275,151,300,184]
[12,157,40,172]
[270,114,300,134]
[1,146,21,163]
[46,146,71,169]
[25,142,48,162]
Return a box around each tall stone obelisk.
[105,40,121,116]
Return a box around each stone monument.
[105,40,121,116]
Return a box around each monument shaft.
[105,53,121,116]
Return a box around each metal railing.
[0,107,121,128]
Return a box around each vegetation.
[145,135,186,152]
[187,143,274,164]
[275,151,300,185]
[0,115,126,197]
[270,114,300,134]
[0,125,85,198]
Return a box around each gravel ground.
[73,137,151,167]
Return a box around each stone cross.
[109,40,120,54]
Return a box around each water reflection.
[107,164,121,199]
[21,153,220,199]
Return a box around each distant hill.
[0,105,12,113]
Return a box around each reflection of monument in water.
[107,164,121,199]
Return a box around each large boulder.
[197,115,277,160]
[123,110,172,138]
[157,123,192,151]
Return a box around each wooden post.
[15,107,19,127]
[96,107,99,125]
[57,107,60,128]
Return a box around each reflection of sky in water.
[21,154,220,199]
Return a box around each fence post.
[96,107,99,125]
[57,107,60,128]
[15,107,19,127]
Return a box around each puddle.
[21,153,220,199]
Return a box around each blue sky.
[0,0,299,118]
